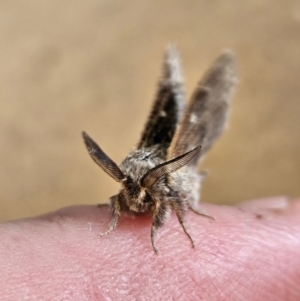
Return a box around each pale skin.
[1,197,300,300]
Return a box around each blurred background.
[1,0,299,222]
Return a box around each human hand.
[1,197,299,300]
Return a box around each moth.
[82,47,236,253]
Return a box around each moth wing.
[168,51,237,165]
[137,46,185,154]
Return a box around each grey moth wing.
[168,51,237,165]
[137,46,185,156]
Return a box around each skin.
[0,197,300,301]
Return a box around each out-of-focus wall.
[1,1,299,221]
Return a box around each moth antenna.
[140,146,201,188]
[82,131,126,182]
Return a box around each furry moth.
[82,47,236,253]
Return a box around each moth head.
[119,177,152,213]
[82,131,201,213]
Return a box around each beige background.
[1,1,299,222]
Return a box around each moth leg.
[151,225,159,254]
[100,195,121,236]
[190,205,215,220]
[151,201,169,254]
[172,201,195,248]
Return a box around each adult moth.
[82,47,236,253]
